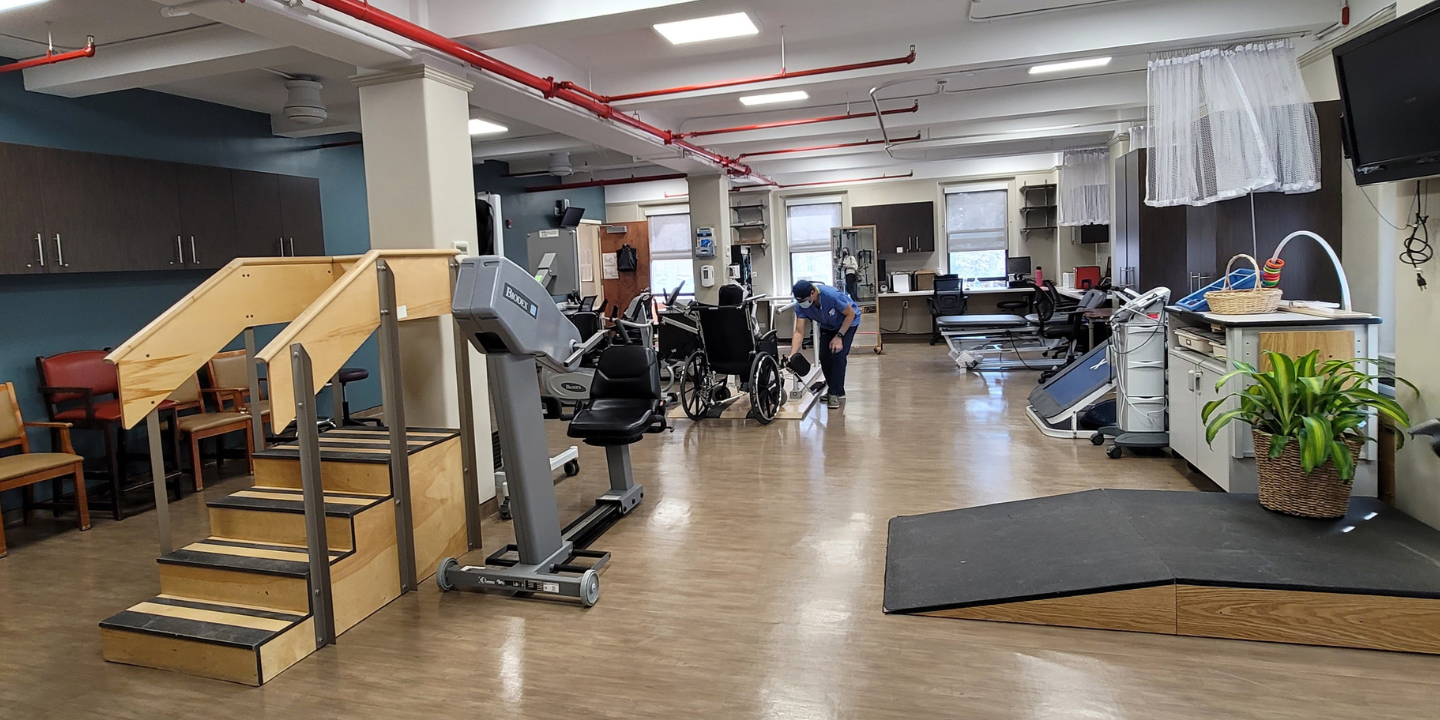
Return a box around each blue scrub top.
[796,284,862,331]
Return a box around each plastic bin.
[1175,269,1257,311]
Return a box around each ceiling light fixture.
[654,12,758,45]
[469,118,508,135]
[0,0,49,12]
[1028,56,1112,75]
[739,90,809,107]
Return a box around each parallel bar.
[146,409,172,556]
[290,343,336,648]
[450,261,483,550]
[244,328,265,450]
[376,260,418,591]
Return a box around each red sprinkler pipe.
[776,171,914,189]
[300,0,776,186]
[677,101,920,139]
[525,172,688,193]
[0,36,96,75]
[580,46,917,103]
[736,133,922,160]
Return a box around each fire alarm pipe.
[525,172,688,193]
[561,46,917,104]
[736,133,922,161]
[677,101,920,140]
[299,0,776,185]
[0,36,96,75]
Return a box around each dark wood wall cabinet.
[853,201,935,255]
[1111,100,1344,304]
[0,141,325,275]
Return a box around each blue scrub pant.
[818,324,859,396]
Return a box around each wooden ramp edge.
[915,584,1440,655]
[106,256,359,429]
[256,249,458,433]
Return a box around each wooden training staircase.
[99,250,468,686]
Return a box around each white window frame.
[786,195,843,286]
[943,183,1010,290]
[647,207,694,297]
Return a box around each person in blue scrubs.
[790,280,862,409]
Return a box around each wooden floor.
[3,344,1438,718]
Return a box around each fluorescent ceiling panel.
[469,118,508,135]
[0,0,49,11]
[739,90,809,107]
[654,12,758,45]
[1028,57,1112,75]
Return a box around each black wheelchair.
[677,284,785,424]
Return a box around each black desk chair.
[928,288,968,345]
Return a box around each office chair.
[928,288,968,345]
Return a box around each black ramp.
[1108,490,1440,599]
[884,489,1174,614]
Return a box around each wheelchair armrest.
[758,329,778,344]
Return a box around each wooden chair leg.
[190,434,204,491]
[74,466,91,531]
[244,429,255,474]
[104,426,123,521]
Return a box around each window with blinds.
[786,197,841,284]
[646,208,694,297]
[944,187,1008,289]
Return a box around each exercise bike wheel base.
[436,557,458,592]
[580,569,600,608]
[564,460,580,477]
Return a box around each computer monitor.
[560,206,585,228]
[1007,256,1032,278]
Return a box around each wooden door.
[232,169,284,258]
[0,143,50,274]
[600,221,650,313]
[178,163,238,269]
[110,155,183,271]
[36,148,121,273]
[280,175,325,256]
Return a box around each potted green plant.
[1201,349,1412,518]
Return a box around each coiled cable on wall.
[1400,180,1433,290]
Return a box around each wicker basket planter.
[1253,430,1361,519]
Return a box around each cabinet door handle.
[288,237,296,256]
[190,236,198,265]
[54,234,67,268]
[31,233,44,268]
[173,236,184,265]
[278,237,287,257]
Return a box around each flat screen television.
[1333,3,1440,185]
[559,206,586,228]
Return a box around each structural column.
[354,60,495,500]
[687,174,733,305]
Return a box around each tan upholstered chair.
[166,375,254,491]
[206,350,269,426]
[0,381,90,558]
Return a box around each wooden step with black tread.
[100,596,316,686]
[253,426,459,464]
[207,487,388,517]
[158,538,350,578]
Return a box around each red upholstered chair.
[35,350,179,520]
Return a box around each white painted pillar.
[355,61,495,500]
[687,174,732,305]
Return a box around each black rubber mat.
[884,489,1440,615]
[254,427,459,464]
[144,596,307,623]
[101,611,285,650]
[206,490,384,517]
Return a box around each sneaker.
[827,394,841,409]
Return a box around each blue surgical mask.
[798,299,813,309]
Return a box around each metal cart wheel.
[679,351,713,421]
[1106,445,1123,459]
[748,353,783,424]
[436,557,457,591]
[579,570,601,608]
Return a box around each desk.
[876,287,1035,336]
[1056,286,1086,301]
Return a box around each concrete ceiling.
[10,0,1351,186]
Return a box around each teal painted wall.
[0,65,371,513]
[472,160,606,268]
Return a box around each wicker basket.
[1206,254,1283,315]
[1253,430,1360,519]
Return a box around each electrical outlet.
[902,300,909,308]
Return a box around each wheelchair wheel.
[679,351,712,421]
[748,353,783,425]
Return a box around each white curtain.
[1058,148,1110,225]
[1145,39,1320,207]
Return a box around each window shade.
[648,213,692,260]
[945,189,1007,253]
[786,202,841,252]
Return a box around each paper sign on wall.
[602,253,620,280]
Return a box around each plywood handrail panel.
[107,257,353,429]
[258,249,458,432]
